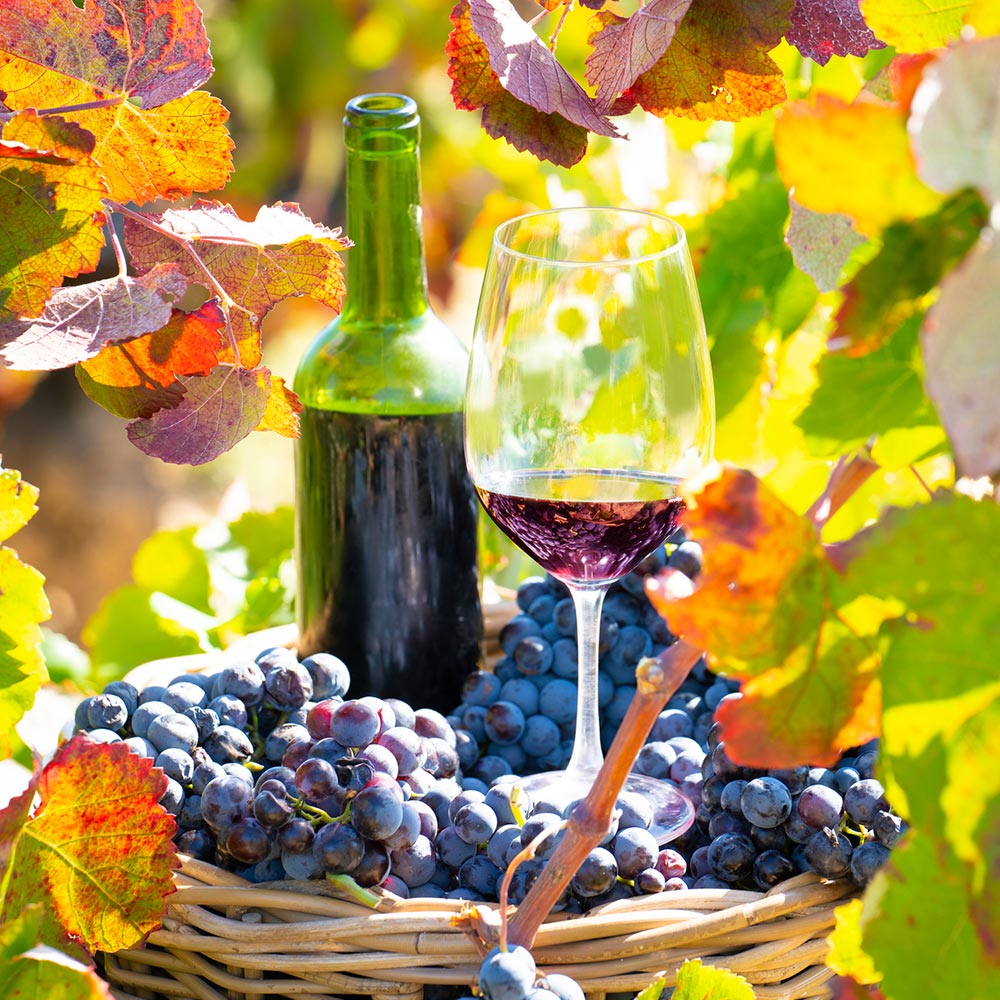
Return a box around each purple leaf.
[468,0,624,138]
[586,0,694,114]
[126,365,271,466]
[786,198,868,293]
[785,0,885,66]
[0,265,188,371]
[921,237,1000,480]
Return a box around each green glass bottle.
[294,94,480,712]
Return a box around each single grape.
[844,779,888,827]
[513,637,553,676]
[849,841,890,887]
[202,724,253,764]
[350,784,404,841]
[463,670,503,707]
[612,827,660,881]
[797,785,844,830]
[499,615,544,654]
[200,774,253,834]
[873,809,906,848]
[570,848,620,901]
[214,661,266,709]
[277,817,315,854]
[459,855,503,896]
[753,849,796,889]
[103,680,139,718]
[352,841,391,887]
[804,827,853,878]
[223,817,272,864]
[478,945,537,1000]
[87,693,128,731]
[301,652,350,700]
[313,822,365,874]
[147,712,200,754]
[707,832,756,883]
[163,681,207,713]
[741,776,793,829]
[253,788,293,829]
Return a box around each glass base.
[500,768,695,846]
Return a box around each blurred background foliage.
[0,1,956,675]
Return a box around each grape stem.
[505,639,702,950]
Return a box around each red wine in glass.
[476,469,685,584]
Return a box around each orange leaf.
[0,0,232,204]
[123,200,351,369]
[774,94,942,235]
[1,735,177,955]
[646,467,881,766]
[0,111,108,318]
[77,300,227,419]
[256,374,302,438]
[622,0,791,122]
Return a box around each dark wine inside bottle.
[296,406,481,712]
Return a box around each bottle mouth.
[344,93,419,130]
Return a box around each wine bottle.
[293,93,481,711]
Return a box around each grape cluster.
[71,530,902,919]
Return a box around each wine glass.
[465,206,715,842]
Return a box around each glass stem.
[564,582,610,778]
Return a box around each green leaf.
[860,0,970,54]
[81,584,209,681]
[796,314,946,461]
[132,526,213,614]
[864,830,1000,999]
[785,199,868,293]
[671,957,755,999]
[0,906,43,961]
[227,506,294,575]
[826,898,883,985]
[847,494,1000,766]
[0,475,51,733]
[635,977,666,1000]
[0,947,115,1000]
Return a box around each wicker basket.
[101,602,856,1000]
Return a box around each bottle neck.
[341,121,429,325]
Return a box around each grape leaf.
[773,94,941,235]
[864,829,999,998]
[0,264,188,371]
[829,977,887,1000]
[620,0,792,123]
[0,111,107,320]
[646,466,881,766]
[859,0,970,54]
[447,1,591,168]
[909,36,1000,207]
[125,364,272,465]
[785,0,886,66]
[921,234,1000,479]
[0,944,114,1000]
[828,188,987,356]
[826,899,883,985]
[0,466,50,741]
[672,958,755,999]
[467,0,624,141]
[1,736,178,955]
[846,494,1000,776]
[0,0,233,204]
[796,315,947,461]
[785,199,868,293]
[76,300,226,420]
[585,0,694,114]
[971,795,1000,966]
[123,200,350,369]
[255,373,302,439]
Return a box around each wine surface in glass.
[476,469,684,583]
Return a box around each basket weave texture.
[103,604,855,1000]
[103,857,854,1000]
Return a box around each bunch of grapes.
[71,530,904,1000]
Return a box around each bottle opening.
[345,93,419,130]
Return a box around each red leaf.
[123,200,350,368]
[646,467,881,766]
[0,265,188,370]
[126,364,271,465]
[76,300,227,419]
[2,735,177,955]
[0,0,213,110]
[447,1,591,167]
[785,0,885,67]
[586,0,694,114]
[467,0,624,138]
[0,112,108,319]
[0,1,232,205]
[623,0,791,122]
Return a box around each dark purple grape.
[797,785,844,830]
[350,784,403,841]
[301,652,350,700]
[215,661,266,709]
[720,779,749,816]
[753,849,796,889]
[459,855,503,897]
[484,701,527,745]
[390,834,437,887]
[612,827,659,880]
[454,802,499,846]
[514,636,553,676]
[313,822,364,874]
[103,680,139,717]
[707,832,756,883]
[202,724,253,764]
[295,758,340,802]
[176,828,215,861]
[570,847,618,898]
[804,827,853,878]
[147,712,200,754]
[253,788,294,829]
[208,694,248,730]
[849,841,890,887]
[163,681,207,713]
[265,722,311,762]
[329,700,380,748]
[200,774,253,834]
[223,817,272,864]
[873,809,906,847]
[87,693,128,731]
[635,867,666,894]
[478,944,536,1000]
[844,779,888,826]
[741,776,793,829]
[634,741,676,779]
[277,817,315,854]
[353,841,391,887]
[377,726,426,775]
